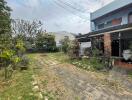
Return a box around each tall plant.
[60,36,70,53]
[68,39,80,59]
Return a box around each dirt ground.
[32,53,132,100]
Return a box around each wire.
[52,0,89,22]
[56,0,90,13]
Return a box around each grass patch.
[42,91,57,100]
[47,52,70,63]
[0,54,37,100]
[47,52,105,71]
[0,70,36,100]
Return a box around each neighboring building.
[49,31,75,47]
[77,0,132,68]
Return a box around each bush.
[84,48,92,56]
[89,57,104,70]
[68,39,80,59]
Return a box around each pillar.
[104,33,111,57]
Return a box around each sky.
[6,0,114,34]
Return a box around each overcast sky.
[6,0,114,34]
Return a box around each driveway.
[33,53,132,100]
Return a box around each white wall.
[80,42,91,56]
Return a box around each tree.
[11,19,43,37]
[0,0,12,49]
[0,1,28,79]
[60,36,70,53]
[0,0,12,66]
[35,33,57,52]
[68,39,80,59]
[11,19,43,51]
[0,0,13,79]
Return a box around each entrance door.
[111,40,119,56]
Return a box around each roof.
[91,0,132,21]
[76,34,90,42]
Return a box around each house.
[49,31,75,47]
[77,0,132,68]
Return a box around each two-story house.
[90,0,132,68]
[77,0,132,68]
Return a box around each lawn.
[0,54,37,100]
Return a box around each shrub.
[89,57,104,70]
[60,36,70,53]
[0,49,21,79]
[84,48,92,56]
[68,39,80,59]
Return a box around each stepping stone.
[32,81,38,86]
[33,85,39,92]
[38,92,43,99]
[45,97,48,100]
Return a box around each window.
[106,21,112,27]
[98,23,104,29]
[128,12,132,23]
[112,18,122,25]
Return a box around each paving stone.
[32,81,38,86]
[38,92,43,99]
[33,85,39,92]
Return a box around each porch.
[90,25,132,69]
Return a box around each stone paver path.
[34,54,132,100]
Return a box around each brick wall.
[104,33,111,56]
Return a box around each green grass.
[47,52,105,71]
[0,54,37,100]
[47,52,70,63]
[0,70,36,100]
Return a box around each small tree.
[35,33,57,52]
[60,36,70,53]
[68,39,80,59]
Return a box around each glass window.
[98,23,104,29]
[106,21,112,27]
[112,18,122,25]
